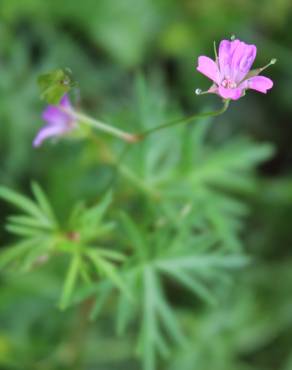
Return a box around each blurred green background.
[1,0,292,369]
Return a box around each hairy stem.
[73,111,137,143]
[70,99,230,143]
[134,99,230,140]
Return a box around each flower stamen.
[221,79,237,89]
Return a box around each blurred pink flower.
[196,38,274,100]
[33,94,77,147]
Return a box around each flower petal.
[218,86,243,100]
[197,56,220,84]
[219,39,256,83]
[245,75,273,93]
[42,94,74,126]
[33,124,68,147]
[218,39,239,77]
[34,95,76,148]
[231,42,256,82]
[42,106,68,126]
[60,94,73,110]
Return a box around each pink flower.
[196,38,274,100]
[33,95,77,147]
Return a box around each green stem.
[72,111,137,143]
[136,99,230,140]
[68,99,229,143]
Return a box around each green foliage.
[38,68,76,105]
[0,184,128,311]
[116,214,249,370]
[0,182,58,271]
[0,72,277,370]
[0,1,291,369]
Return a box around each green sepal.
[37,68,77,105]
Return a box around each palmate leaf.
[0,184,127,312]
[158,189,249,252]
[86,249,131,300]
[0,183,58,231]
[59,245,130,312]
[162,137,274,200]
[0,183,59,271]
[113,215,249,370]
[68,191,114,243]
[188,138,274,190]
[58,247,126,311]
[154,137,273,253]
[0,186,50,225]
[0,236,53,272]
[0,238,40,270]
[31,182,57,225]
[57,232,128,310]
[68,280,114,321]
[139,266,186,370]
[133,252,248,370]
